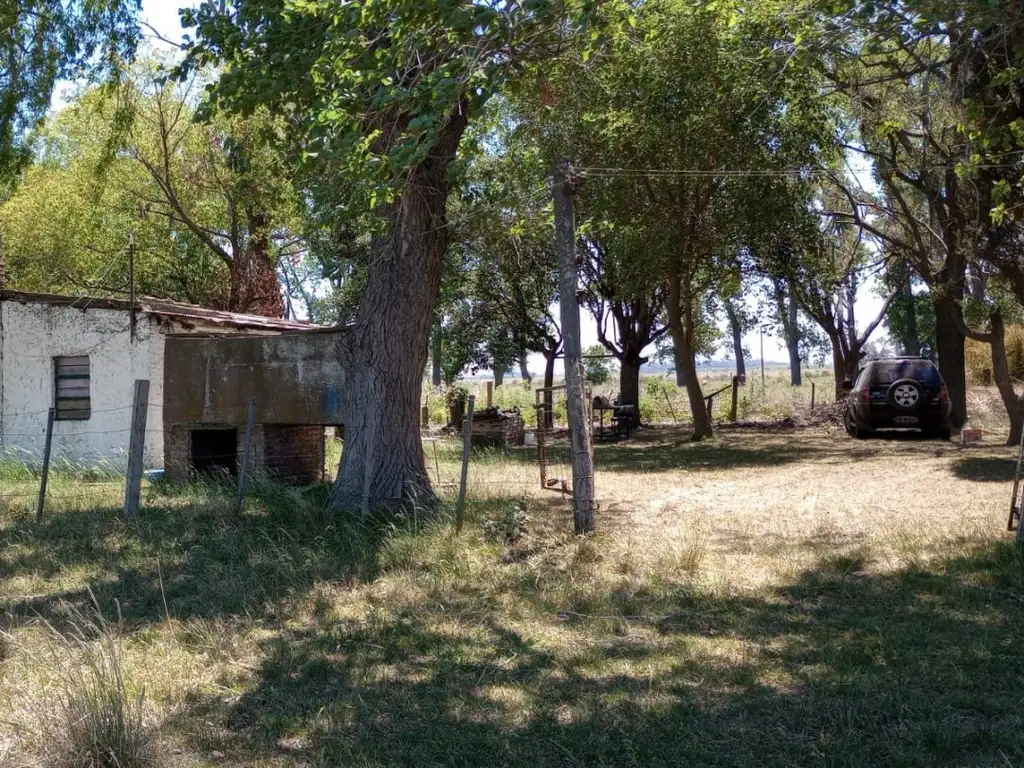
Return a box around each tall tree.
[581,231,667,413]
[0,0,139,183]
[1,64,308,315]
[184,1,581,510]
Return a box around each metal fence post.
[235,399,256,514]
[36,407,55,523]
[455,395,476,535]
[123,379,150,518]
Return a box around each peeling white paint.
[0,300,266,470]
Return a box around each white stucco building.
[0,290,310,468]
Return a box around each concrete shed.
[162,330,345,484]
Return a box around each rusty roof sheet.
[0,290,318,331]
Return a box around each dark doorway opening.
[190,428,238,477]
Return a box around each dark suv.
[843,357,953,440]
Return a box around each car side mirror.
[841,380,854,391]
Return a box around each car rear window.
[870,361,940,386]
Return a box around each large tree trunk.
[619,353,641,413]
[786,295,801,386]
[902,279,921,356]
[494,367,505,388]
[934,294,968,429]
[673,356,686,388]
[331,115,467,512]
[430,324,442,389]
[542,349,556,429]
[724,301,746,383]
[677,325,712,440]
[986,313,1024,446]
[668,274,712,439]
[829,331,848,401]
[227,210,285,317]
[519,354,531,385]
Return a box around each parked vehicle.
[843,357,953,440]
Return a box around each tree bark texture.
[431,324,442,389]
[673,356,687,388]
[330,112,467,512]
[519,354,532,385]
[724,301,746,383]
[986,314,1024,445]
[786,294,801,386]
[227,211,285,317]
[828,331,859,401]
[902,279,921,356]
[668,274,712,439]
[934,294,968,429]
[494,368,504,388]
[619,354,641,413]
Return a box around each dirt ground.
[582,425,1019,585]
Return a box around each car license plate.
[894,416,919,425]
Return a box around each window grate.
[55,356,90,420]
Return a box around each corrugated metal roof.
[0,290,318,332]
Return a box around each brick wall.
[263,425,323,484]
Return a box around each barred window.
[54,356,90,420]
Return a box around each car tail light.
[939,384,949,404]
[859,388,870,404]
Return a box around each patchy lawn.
[2,427,1024,766]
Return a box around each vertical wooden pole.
[128,233,137,344]
[730,375,739,422]
[486,380,494,410]
[455,395,476,535]
[123,379,150,518]
[663,388,678,424]
[235,398,255,514]
[554,158,596,535]
[36,407,55,523]
[811,381,817,413]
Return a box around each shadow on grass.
[6,473,1024,766]
[159,536,1024,767]
[499,426,950,475]
[0,481,433,631]
[951,455,1019,483]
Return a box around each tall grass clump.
[34,601,157,768]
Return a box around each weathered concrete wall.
[0,302,164,467]
[0,299,284,470]
[163,332,345,427]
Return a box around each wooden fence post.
[555,158,596,535]
[36,407,55,523]
[235,398,256,514]
[730,376,739,422]
[811,382,816,414]
[123,379,150,518]
[663,388,678,424]
[455,395,476,535]
[486,380,494,410]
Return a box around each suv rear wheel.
[845,408,870,439]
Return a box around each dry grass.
[2,417,1024,766]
